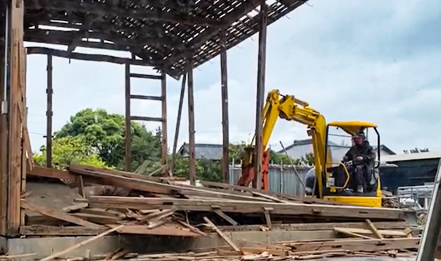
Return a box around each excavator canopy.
[327,121,377,136]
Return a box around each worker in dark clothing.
[342,131,376,193]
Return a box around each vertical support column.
[220,31,230,184]
[46,54,53,168]
[124,63,131,171]
[187,59,196,185]
[160,70,168,175]
[253,0,268,189]
[7,0,24,234]
[0,0,9,236]
[171,73,187,175]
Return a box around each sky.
[25,0,441,156]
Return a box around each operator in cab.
[342,131,376,193]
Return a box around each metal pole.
[124,63,131,171]
[253,0,267,189]
[46,54,53,168]
[187,58,196,185]
[417,159,441,261]
[170,73,187,175]
[220,30,230,184]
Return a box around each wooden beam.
[27,166,77,181]
[129,95,162,101]
[46,54,53,168]
[170,73,187,175]
[203,217,241,252]
[21,201,103,229]
[253,0,268,189]
[161,70,168,175]
[282,238,420,252]
[39,225,124,261]
[7,0,24,235]
[27,47,160,67]
[220,31,230,184]
[25,0,220,27]
[0,1,9,235]
[130,73,162,80]
[20,225,106,236]
[366,218,384,239]
[187,59,196,185]
[86,196,407,220]
[130,116,163,122]
[214,209,238,226]
[124,63,131,171]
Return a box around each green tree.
[173,155,222,182]
[55,109,161,170]
[33,136,108,170]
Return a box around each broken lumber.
[40,224,124,261]
[203,216,241,252]
[21,201,103,229]
[85,196,406,220]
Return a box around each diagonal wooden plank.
[21,201,103,229]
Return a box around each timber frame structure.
[0,0,309,236]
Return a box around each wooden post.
[170,73,187,175]
[160,70,168,175]
[124,63,131,171]
[0,0,9,235]
[46,54,53,168]
[253,0,268,189]
[187,59,196,185]
[7,0,24,234]
[220,31,230,184]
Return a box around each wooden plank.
[282,238,420,252]
[46,54,53,168]
[7,0,24,234]
[124,63,131,171]
[86,196,406,220]
[187,59,196,185]
[220,30,229,184]
[131,116,163,122]
[0,6,7,235]
[129,94,162,101]
[366,218,384,239]
[334,227,409,237]
[161,70,168,175]
[264,207,273,229]
[40,224,124,261]
[334,227,375,240]
[170,73,186,175]
[214,210,239,226]
[203,217,241,252]
[69,164,275,202]
[20,225,106,236]
[21,201,103,229]
[27,47,160,67]
[252,191,289,203]
[71,213,121,225]
[77,175,85,197]
[129,73,162,80]
[106,224,201,237]
[218,221,411,232]
[27,166,77,181]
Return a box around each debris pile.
[24,164,421,260]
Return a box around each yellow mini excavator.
[238,89,382,208]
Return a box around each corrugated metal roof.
[178,143,223,160]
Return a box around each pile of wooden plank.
[24,164,421,260]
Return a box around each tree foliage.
[33,136,108,170]
[173,156,223,182]
[55,109,161,170]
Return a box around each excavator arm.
[239,90,328,197]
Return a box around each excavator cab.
[321,122,382,207]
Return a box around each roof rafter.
[24,0,221,27]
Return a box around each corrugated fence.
[229,164,313,196]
